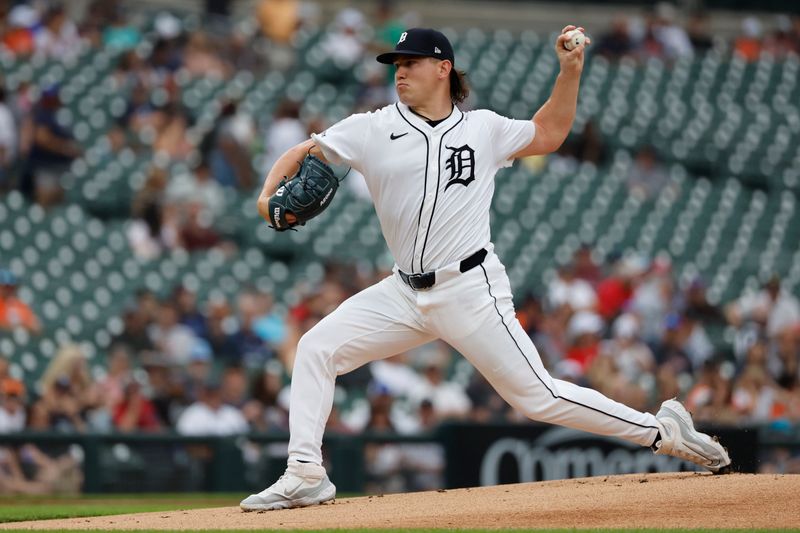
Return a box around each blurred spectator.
[685,359,735,423]
[2,4,37,56]
[556,120,607,167]
[246,361,289,431]
[261,100,307,174]
[0,269,41,334]
[771,330,799,390]
[637,16,666,60]
[148,301,198,365]
[205,297,238,359]
[252,291,288,348]
[166,160,226,223]
[152,103,193,160]
[33,344,104,432]
[316,8,367,82]
[373,0,405,53]
[594,16,634,60]
[630,256,674,345]
[256,0,301,70]
[655,313,693,375]
[102,8,141,51]
[0,379,26,433]
[256,0,300,44]
[112,378,163,432]
[599,313,656,384]
[226,291,277,369]
[596,255,647,321]
[565,310,605,373]
[726,276,800,340]
[184,339,214,403]
[0,85,17,191]
[24,86,82,207]
[763,15,799,57]
[681,278,724,326]
[687,12,714,54]
[732,342,780,421]
[735,17,763,61]
[466,372,511,423]
[34,5,82,61]
[516,292,544,337]
[140,359,184,427]
[401,398,445,490]
[183,32,230,79]
[128,167,181,260]
[174,285,208,340]
[626,145,670,201]
[362,383,405,493]
[176,380,248,435]
[548,262,598,313]
[1,374,82,494]
[149,37,182,76]
[97,344,134,412]
[220,366,249,408]
[180,202,224,252]
[573,244,603,286]
[652,2,693,59]
[111,302,156,356]
[203,99,256,189]
[409,359,471,420]
[6,81,36,189]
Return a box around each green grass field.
[0,493,237,524]
[0,495,798,532]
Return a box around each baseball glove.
[268,154,339,231]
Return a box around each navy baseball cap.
[376,28,455,65]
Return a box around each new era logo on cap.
[376,28,455,65]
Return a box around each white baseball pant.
[288,248,660,465]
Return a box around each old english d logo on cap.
[376,28,455,64]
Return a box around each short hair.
[449,68,470,104]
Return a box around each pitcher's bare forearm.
[257,140,327,221]
[531,69,581,151]
[512,25,590,158]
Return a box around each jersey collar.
[396,101,463,133]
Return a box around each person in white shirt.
[0,87,17,189]
[726,276,800,340]
[241,26,730,512]
[176,381,249,436]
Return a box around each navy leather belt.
[399,248,488,291]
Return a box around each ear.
[439,60,452,79]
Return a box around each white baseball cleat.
[240,461,336,511]
[653,399,732,473]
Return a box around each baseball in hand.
[564,30,586,51]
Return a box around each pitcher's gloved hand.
[268,155,339,231]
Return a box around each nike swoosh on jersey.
[390,132,409,140]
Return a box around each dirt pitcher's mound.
[4,472,800,530]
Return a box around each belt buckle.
[407,272,433,290]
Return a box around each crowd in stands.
[593,4,800,61]
[1,0,800,491]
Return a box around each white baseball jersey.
[311,102,535,273]
[284,103,662,469]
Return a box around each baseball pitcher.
[241,25,730,511]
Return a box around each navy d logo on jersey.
[444,144,476,190]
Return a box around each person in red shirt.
[596,256,647,321]
[112,380,163,432]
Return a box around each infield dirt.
[3,472,799,530]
